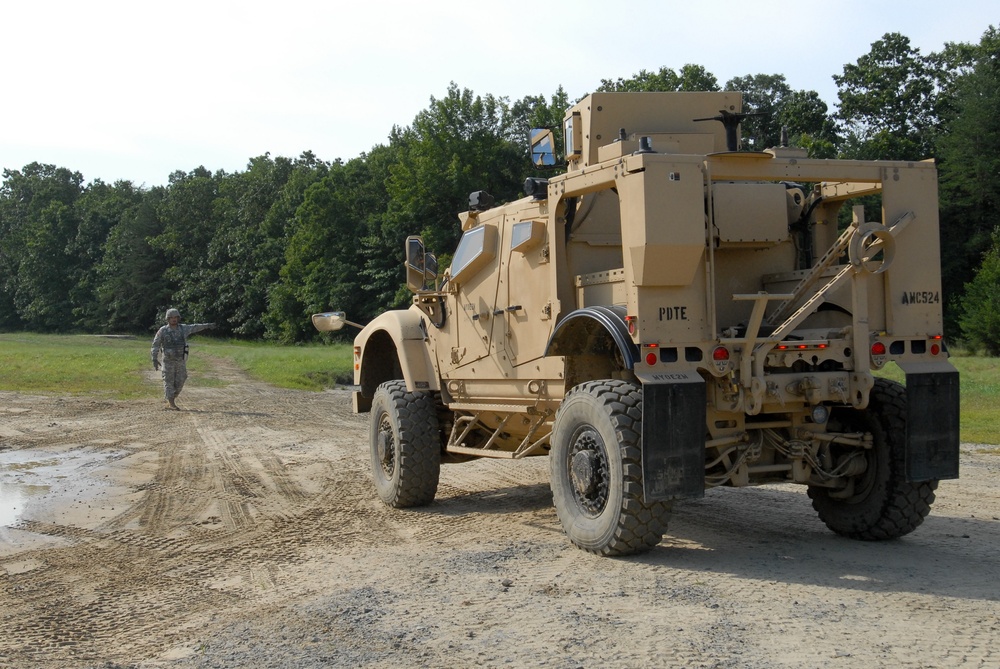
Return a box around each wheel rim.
[567,426,610,516]
[376,413,396,477]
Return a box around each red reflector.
[931,344,941,356]
[712,346,730,361]
[645,352,657,366]
[871,341,887,356]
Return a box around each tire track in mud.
[383,457,561,549]
[3,365,1000,668]
[0,361,372,666]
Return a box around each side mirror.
[529,128,557,167]
[311,311,365,332]
[312,311,347,332]
[406,235,437,292]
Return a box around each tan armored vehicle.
[315,91,959,556]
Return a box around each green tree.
[266,155,384,342]
[958,232,1000,355]
[72,179,145,330]
[147,166,223,321]
[599,64,720,92]
[352,144,407,320]
[0,163,85,330]
[834,33,937,160]
[724,78,839,157]
[386,83,526,254]
[17,201,80,329]
[511,86,571,166]
[935,26,1000,339]
[780,89,839,158]
[174,153,329,338]
[95,188,171,332]
[725,73,793,151]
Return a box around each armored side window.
[450,224,498,285]
[511,219,544,253]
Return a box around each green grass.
[0,333,153,398]
[197,339,355,391]
[0,333,996,444]
[939,357,1000,446]
[0,332,354,398]
[876,358,997,445]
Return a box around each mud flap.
[640,376,706,502]
[900,362,960,481]
[353,390,373,414]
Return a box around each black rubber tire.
[549,380,671,556]
[808,377,938,540]
[369,380,441,508]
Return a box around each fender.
[544,305,639,369]
[354,306,439,411]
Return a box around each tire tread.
[808,378,937,540]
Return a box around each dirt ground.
[1,356,998,668]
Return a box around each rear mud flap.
[641,377,706,502]
[902,363,960,481]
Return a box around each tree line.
[1,28,998,353]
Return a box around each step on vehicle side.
[315,91,960,556]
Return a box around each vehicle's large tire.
[369,380,441,508]
[808,377,937,540]
[549,380,671,556]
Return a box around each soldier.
[150,308,215,410]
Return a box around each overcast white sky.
[2,0,995,187]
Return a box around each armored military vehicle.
[314,91,959,556]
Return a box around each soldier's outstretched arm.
[182,323,217,337]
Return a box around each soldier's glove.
[153,360,160,371]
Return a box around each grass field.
[0,333,996,444]
[0,333,353,398]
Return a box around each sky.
[2,0,996,187]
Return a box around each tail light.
[870,340,887,367]
[643,343,658,366]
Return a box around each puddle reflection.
[0,448,111,529]
[0,482,49,527]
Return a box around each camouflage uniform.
[151,309,214,409]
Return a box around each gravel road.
[1,356,998,668]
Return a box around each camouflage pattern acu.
[153,326,188,362]
[151,321,214,402]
